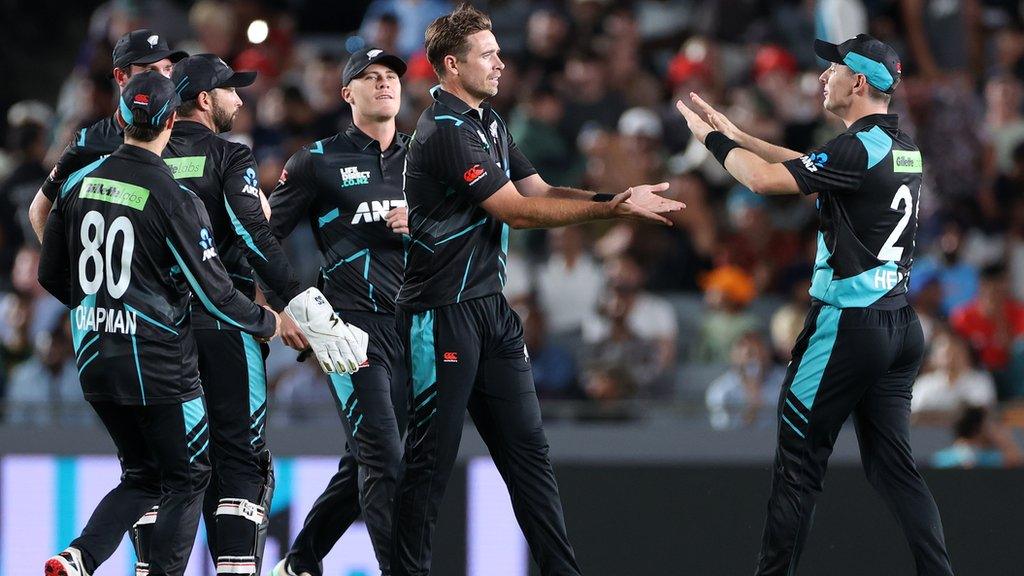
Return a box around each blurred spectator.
[931,407,1023,469]
[908,272,943,346]
[769,273,811,362]
[4,316,87,426]
[536,226,604,334]
[509,84,581,187]
[950,263,1024,398]
[719,185,801,292]
[912,332,996,424]
[186,0,237,58]
[984,75,1024,176]
[582,255,677,399]
[913,220,980,316]
[693,264,760,362]
[705,331,785,430]
[520,297,581,400]
[560,50,627,140]
[0,118,48,287]
[358,0,451,58]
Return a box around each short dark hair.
[124,122,164,142]
[123,108,167,142]
[424,3,492,78]
[177,98,201,117]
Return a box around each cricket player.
[676,33,954,575]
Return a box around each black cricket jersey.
[782,113,923,310]
[269,124,407,315]
[38,144,276,405]
[165,120,301,329]
[41,116,124,202]
[399,86,537,312]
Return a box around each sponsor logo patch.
[199,228,218,261]
[241,167,260,196]
[800,152,828,172]
[341,165,371,187]
[351,199,406,224]
[463,164,486,185]
[80,177,150,211]
[164,156,206,179]
[892,150,923,173]
[443,351,459,363]
[132,94,150,106]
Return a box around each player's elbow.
[505,214,533,230]
[29,192,51,241]
[746,173,773,195]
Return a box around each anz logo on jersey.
[241,167,260,197]
[800,152,829,173]
[199,228,218,261]
[351,199,406,224]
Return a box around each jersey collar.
[430,85,494,119]
[847,113,898,133]
[344,123,407,154]
[173,119,216,135]
[113,142,171,168]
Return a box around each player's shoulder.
[82,116,123,150]
[396,131,412,148]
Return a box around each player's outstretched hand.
[286,287,369,374]
[279,309,310,351]
[609,189,673,226]
[689,92,743,142]
[386,206,409,235]
[624,182,685,214]
[675,98,713,144]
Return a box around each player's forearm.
[735,133,803,163]
[723,149,799,196]
[541,186,599,201]
[503,196,610,229]
[29,190,53,243]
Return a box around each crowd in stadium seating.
[3,0,1024,465]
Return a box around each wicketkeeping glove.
[285,287,369,374]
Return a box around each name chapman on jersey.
[75,306,138,335]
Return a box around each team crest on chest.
[341,166,371,187]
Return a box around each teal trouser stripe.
[416,390,437,412]
[182,397,206,435]
[131,334,146,405]
[78,351,99,375]
[789,306,841,410]
[781,414,806,438]
[240,333,266,417]
[329,372,355,408]
[785,399,808,423]
[76,334,100,360]
[410,311,437,397]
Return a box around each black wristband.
[704,131,740,166]
[592,193,615,202]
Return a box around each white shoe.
[44,548,89,576]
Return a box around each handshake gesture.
[281,287,369,375]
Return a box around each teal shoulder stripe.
[856,126,893,170]
[240,332,267,417]
[165,238,246,329]
[224,197,268,261]
[410,311,437,397]
[309,140,324,154]
[434,114,464,126]
[61,157,108,197]
[76,129,87,147]
[789,306,841,410]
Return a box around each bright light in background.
[247,20,269,44]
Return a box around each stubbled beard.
[213,105,235,133]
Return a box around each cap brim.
[813,39,844,64]
[131,49,189,66]
[218,70,257,89]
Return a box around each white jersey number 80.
[79,210,134,299]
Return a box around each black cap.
[112,29,188,69]
[342,47,407,86]
[814,34,902,94]
[171,54,257,101]
[119,71,181,127]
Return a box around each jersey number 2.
[79,210,134,299]
[878,185,913,261]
